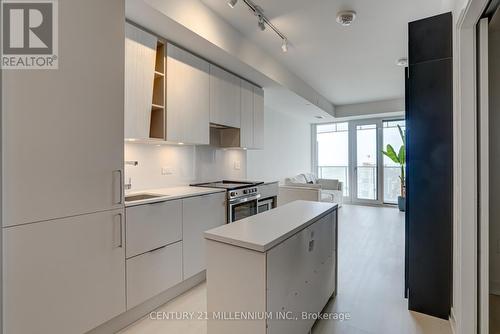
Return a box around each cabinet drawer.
[126,241,183,309]
[258,183,278,199]
[125,199,182,258]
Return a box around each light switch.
[234,160,241,170]
[161,167,173,175]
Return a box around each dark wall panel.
[409,13,452,65]
[406,12,453,320]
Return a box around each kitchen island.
[204,200,338,334]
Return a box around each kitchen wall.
[247,107,311,182]
[124,143,246,191]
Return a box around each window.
[316,122,349,196]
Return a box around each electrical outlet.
[234,160,241,170]
[161,167,173,175]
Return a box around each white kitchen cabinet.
[210,65,241,128]
[240,79,254,148]
[125,23,157,140]
[266,214,334,334]
[240,80,265,149]
[166,44,210,144]
[253,86,265,149]
[126,241,183,309]
[258,182,279,200]
[125,199,182,258]
[2,0,125,227]
[4,209,126,334]
[183,192,226,279]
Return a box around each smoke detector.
[336,11,357,26]
[396,57,408,67]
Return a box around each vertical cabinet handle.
[113,170,123,205]
[113,213,123,248]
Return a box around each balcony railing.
[317,165,401,203]
[317,166,349,196]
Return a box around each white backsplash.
[124,142,247,191]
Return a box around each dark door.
[404,67,410,300]
[406,12,453,319]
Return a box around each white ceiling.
[201,0,450,105]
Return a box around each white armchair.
[279,173,343,207]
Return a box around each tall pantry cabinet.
[406,12,453,320]
[2,1,126,334]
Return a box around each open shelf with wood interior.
[150,40,165,139]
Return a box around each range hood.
[209,123,241,148]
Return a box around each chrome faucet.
[124,161,138,190]
[124,177,132,190]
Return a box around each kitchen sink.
[125,193,165,202]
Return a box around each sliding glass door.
[315,118,405,206]
[353,122,379,203]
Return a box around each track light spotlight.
[227,0,238,8]
[258,16,266,31]
[281,38,288,52]
[233,0,289,52]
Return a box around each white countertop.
[204,200,337,252]
[125,186,225,207]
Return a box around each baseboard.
[449,307,457,334]
[490,280,500,295]
[86,271,206,334]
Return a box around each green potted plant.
[382,125,406,211]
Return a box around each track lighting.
[281,38,288,53]
[234,0,289,53]
[258,16,266,31]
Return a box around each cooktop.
[191,180,263,190]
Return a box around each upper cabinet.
[166,44,210,145]
[210,65,242,128]
[123,24,264,148]
[253,86,265,149]
[240,80,254,148]
[124,23,158,140]
[240,80,265,149]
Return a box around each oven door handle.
[229,194,261,205]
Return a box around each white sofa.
[279,173,343,207]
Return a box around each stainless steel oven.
[190,180,264,224]
[229,193,260,223]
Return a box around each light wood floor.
[120,204,452,334]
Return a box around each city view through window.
[316,119,405,204]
